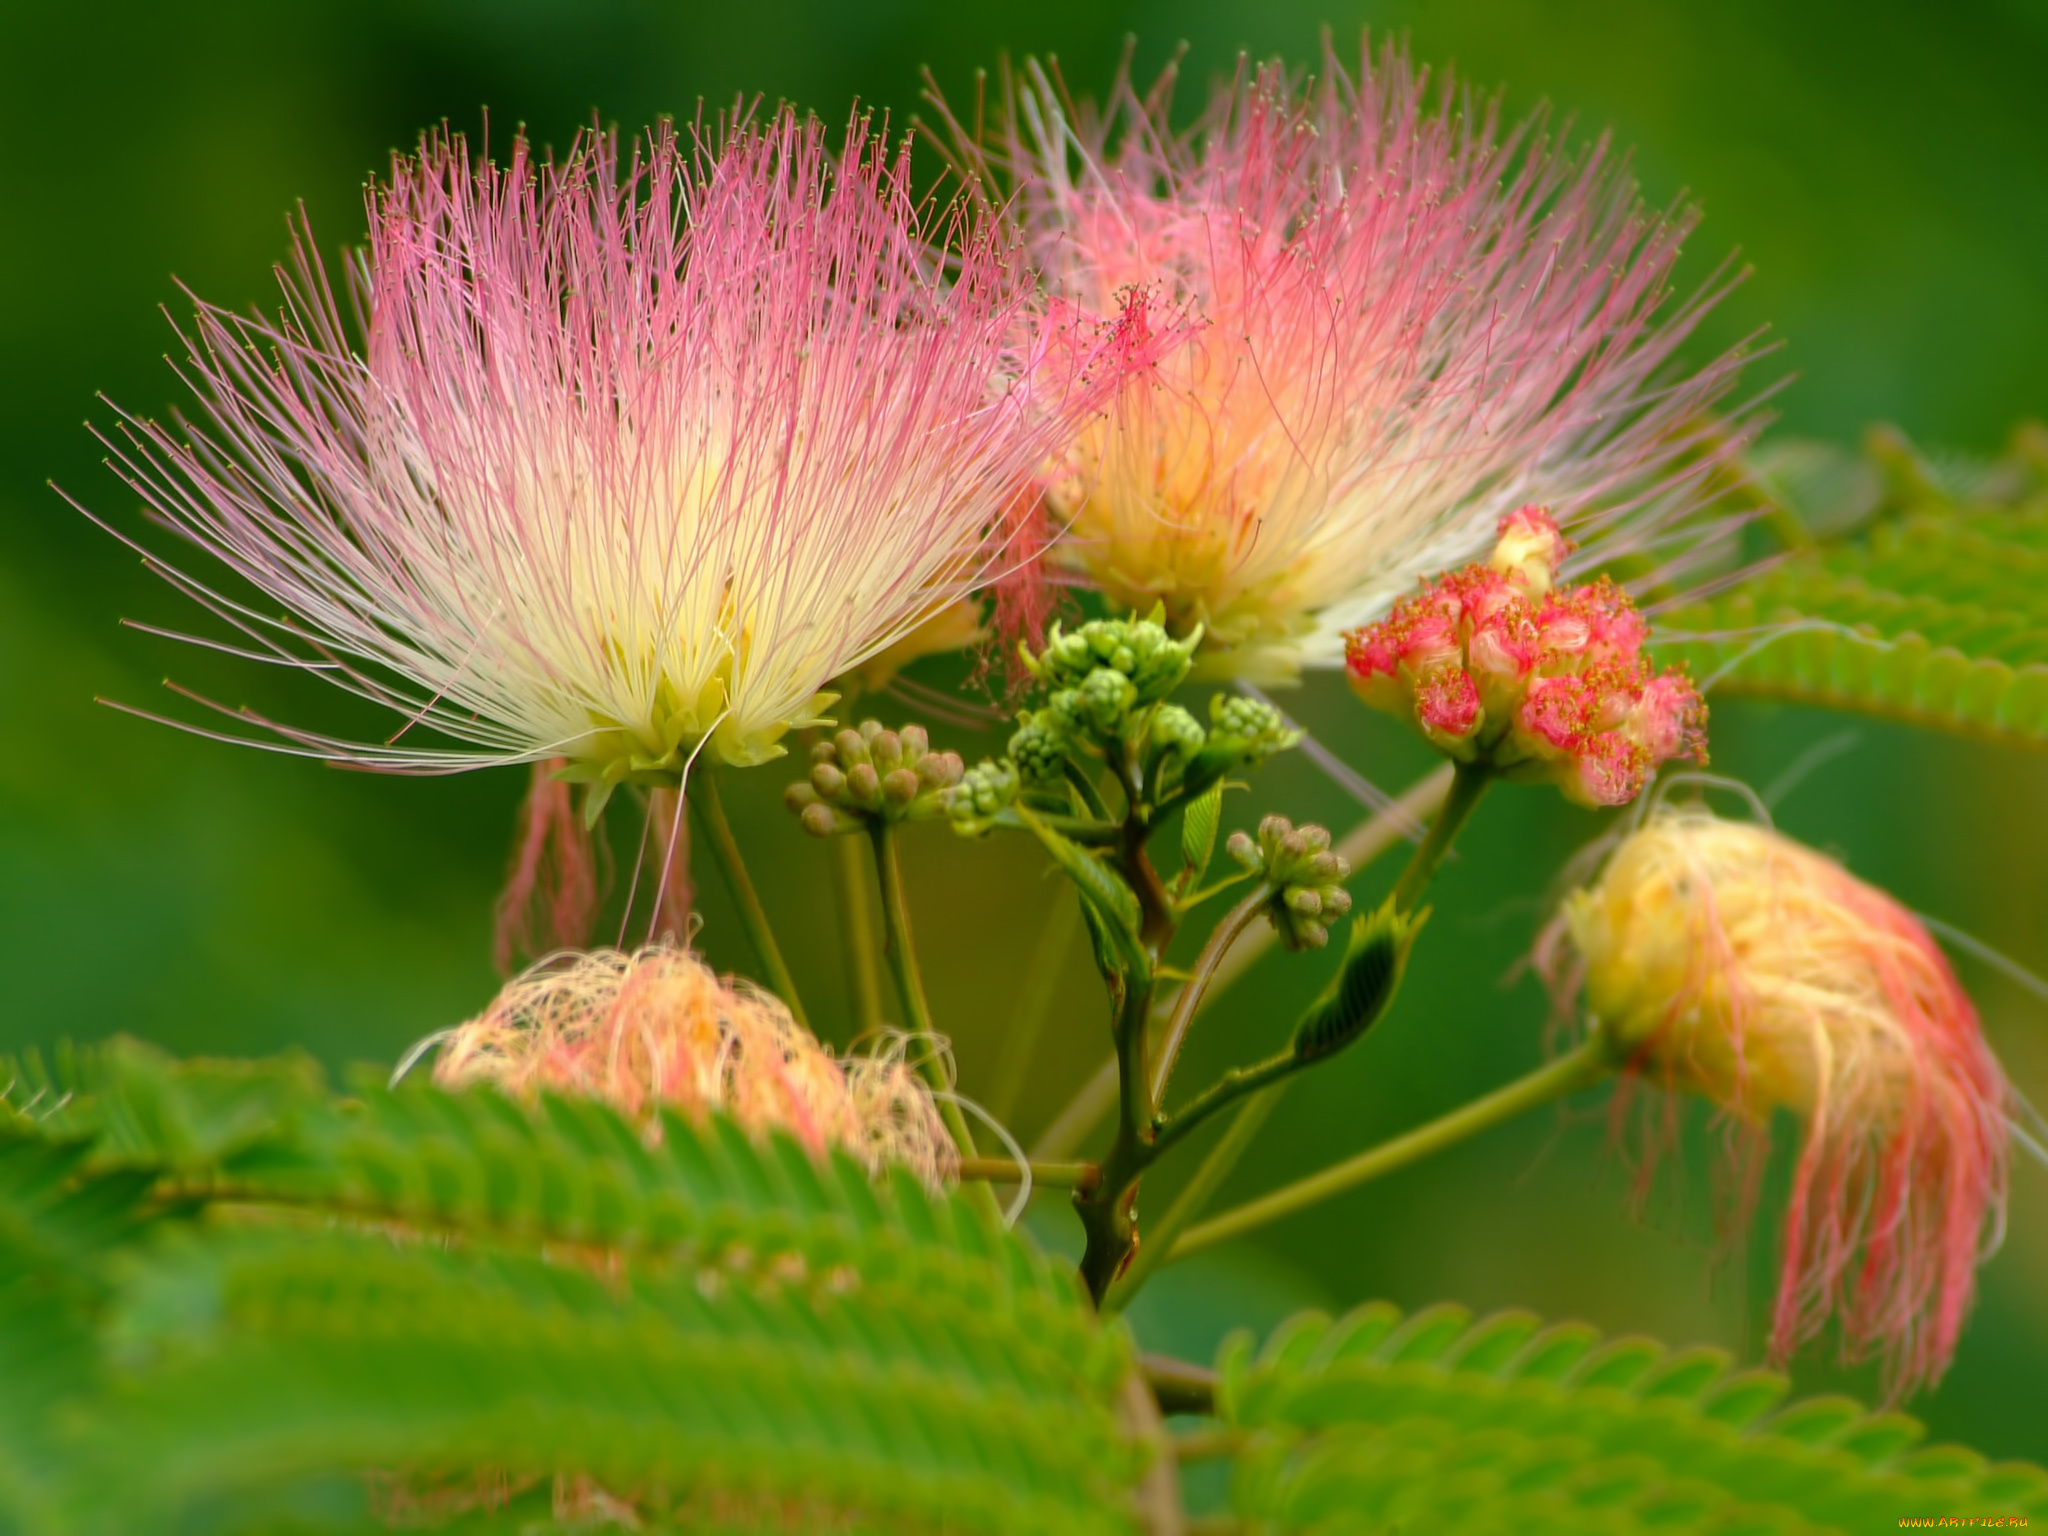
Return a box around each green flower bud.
[1020,612,1201,706]
[1207,693,1300,764]
[786,717,965,834]
[1010,715,1070,784]
[1229,814,1355,951]
[1074,667,1139,736]
[946,757,1021,836]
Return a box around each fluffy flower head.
[97,109,1125,778]
[1541,805,2011,1397]
[433,946,958,1189]
[1345,508,1705,806]
[992,40,1750,679]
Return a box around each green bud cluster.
[1205,694,1301,768]
[945,758,1021,836]
[1008,716,1070,785]
[1227,815,1354,951]
[1021,611,1201,706]
[784,721,964,837]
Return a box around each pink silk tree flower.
[976,39,1755,681]
[1539,805,2012,1399]
[86,109,1129,793]
[1344,507,1706,807]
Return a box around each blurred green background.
[4,0,2045,1465]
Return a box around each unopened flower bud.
[1489,503,1574,597]
[1227,814,1355,950]
[946,758,1021,835]
[1009,716,1070,784]
[882,767,920,807]
[800,802,843,837]
[915,751,964,792]
[1075,667,1140,736]
[787,717,963,833]
[1345,508,1704,808]
[1020,611,1201,706]
[1538,806,2011,1399]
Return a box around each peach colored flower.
[1541,805,2011,1397]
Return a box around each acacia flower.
[433,946,959,1189]
[1539,805,2011,1397]
[89,109,1129,788]
[977,39,1752,680]
[1345,507,1705,806]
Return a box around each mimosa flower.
[89,109,1129,787]
[1345,507,1705,806]
[1540,805,2011,1397]
[433,946,958,1189]
[975,40,1753,680]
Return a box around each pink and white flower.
[981,40,1755,679]
[90,110,1129,784]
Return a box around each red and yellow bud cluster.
[1344,507,1705,807]
[434,947,958,1190]
[1542,807,2011,1398]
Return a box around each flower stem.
[831,833,885,1037]
[1033,768,1451,1162]
[867,821,980,1162]
[1167,1040,1610,1260]
[1149,881,1274,1106]
[956,1157,1100,1191]
[690,770,807,1027]
[1389,759,1490,913]
[1104,1081,1290,1313]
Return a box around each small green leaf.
[1180,780,1225,884]
[1013,804,1149,980]
[1290,899,1427,1064]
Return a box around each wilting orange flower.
[433,947,958,1189]
[1540,805,2011,1397]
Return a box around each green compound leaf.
[2,1040,1149,1536]
[1210,1300,2048,1534]
[1657,427,2048,747]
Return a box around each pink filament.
[492,759,600,974]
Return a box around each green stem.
[1104,1081,1290,1313]
[1149,880,1274,1106]
[690,771,807,1027]
[1141,1353,1218,1417]
[867,821,982,1167]
[831,833,885,1038]
[1168,1040,1610,1260]
[987,895,1081,1125]
[957,1157,1100,1191]
[1046,767,1456,1161]
[1148,1048,1296,1160]
[1389,759,1490,914]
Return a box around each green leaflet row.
[1655,426,2048,747]
[1212,1300,2048,1534]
